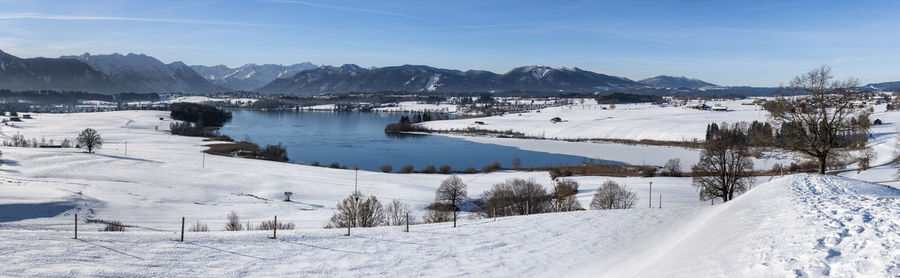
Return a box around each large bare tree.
[692,123,754,202]
[770,65,862,174]
[435,176,468,227]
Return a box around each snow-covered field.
[0,109,898,276]
[420,99,771,141]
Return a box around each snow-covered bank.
[419,100,769,142]
[449,135,793,170]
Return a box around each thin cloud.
[260,0,448,24]
[0,12,275,27]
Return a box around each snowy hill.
[191,62,317,91]
[60,53,224,93]
[638,75,718,88]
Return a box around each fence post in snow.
[74,214,78,239]
[180,217,185,242]
[659,194,661,209]
[273,215,277,239]
[649,182,653,208]
[405,213,409,232]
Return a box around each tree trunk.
[817,154,827,174]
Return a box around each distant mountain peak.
[638,75,718,89]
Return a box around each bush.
[482,178,550,216]
[439,165,452,174]
[423,165,437,173]
[380,165,393,173]
[189,220,209,232]
[482,161,502,173]
[590,180,637,210]
[310,161,320,166]
[640,166,656,177]
[225,211,243,231]
[464,167,477,174]
[400,164,415,173]
[326,192,385,228]
[256,143,288,162]
[874,118,882,125]
[422,208,453,223]
[101,220,126,232]
[329,162,341,168]
[257,220,295,230]
[552,179,583,212]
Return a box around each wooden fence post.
[273,215,277,239]
[74,214,78,239]
[659,194,661,209]
[180,217,185,242]
[405,212,409,232]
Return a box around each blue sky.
[0,0,898,86]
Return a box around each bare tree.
[384,200,412,226]
[858,147,878,171]
[590,180,637,210]
[225,211,242,231]
[327,192,385,228]
[482,178,550,216]
[551,178,583,212]
[76,128,103,153]
[435,176,468,227]
[771,65,864,174]
[663,158,682,177]
[691,123,755,202]
[423,207,453,223]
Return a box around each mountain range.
[2,49,893,95]
[637,75,718,89]
[257,64,639,94]
[190,63,317,91]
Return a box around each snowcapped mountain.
[257,64,641,95]
[637,75,718,89]
[865,80,900,91]
[0,49,121,93]
[60,53,223,93]
[190,62,317,91]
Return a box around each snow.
[420,100,770,141]
[0,110,898,276]
[424,73,441,92]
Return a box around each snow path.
[601,174,900,277]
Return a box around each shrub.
[439,165,452,174]
[482,178,550,216]
[189,220,209,232]
[874,118,882,125]
[552,179,583,212]
[380,165,393,173]
[590,180,637,210]
[482,161,502,173]
[400,164,415,173]
[423,165,437,173]
[310,161,320,166]
[101,220,126,232]
[511,157,522,169]
[225,211,243,231]
[329,162,341,168]
[640,166,656,177]
[257,220,296,230]
[256,143,288,162]
[464,167,477,174]
[326,192,386,228]
[422,208,453,223]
